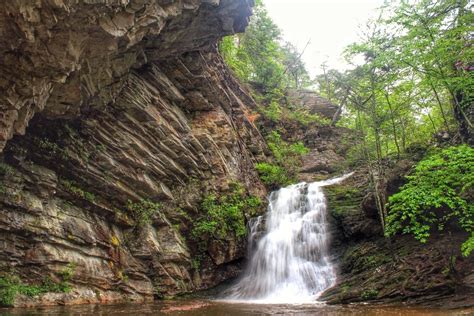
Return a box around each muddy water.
[1,300,472,316]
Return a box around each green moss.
[340,283,351,294]
[255,131,310,189]
[341,243,391,274]
[0,266,76,307]
[126,199,161,227]
[325,184,364,217]
[191,255,205,271]
[62,179,95,203]
[360,289,378,300]
[255,162,291,188]
[386,145,474,256]
[174,207,192,222]
[95,144,107,152]
[0,163,14,176]
[192,182,262,243]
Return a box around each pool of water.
[1,300,472,316]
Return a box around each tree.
[386,0,473,142]
[219,1,312,92]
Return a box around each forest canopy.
[219,0,473,255]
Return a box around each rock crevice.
[0,0,268,307]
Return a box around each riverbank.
[1,299,474,316]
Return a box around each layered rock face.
[286,89,339,120]
[321,162,474,307]
[0,0,268,307]
[0,0,254,150]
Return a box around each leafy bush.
[62,180,95,203]
[126,199,161,227]
[192,183,262,242]
[286,108,331,126]
[0,163,14,176]
[360,289,378,300]
[259,101,282,122]
[0,266,75,307]
[266,131,309,162]
[219,1,310,91]
[255,163,291,188]
[256,131,309,188]
[386,145,474,256]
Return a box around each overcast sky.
[262,0,385,77]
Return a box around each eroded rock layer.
[0,0,254,150]
[0,0,269,307]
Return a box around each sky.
[262,0,385,77]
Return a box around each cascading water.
[224,173,353,303]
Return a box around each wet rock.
[0,0,267,307]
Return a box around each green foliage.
[255,163,291,188]
[256,131,309,188]
[62,180,95,203]
[258,99,330,127]
[192,182,262,242]
[219,1,310,90]
[461,234,474,257]
[326,0,472,162]
[286,108,331,126]
[259,101,282,122]
[360,289,378,300]
[36,138,62,155]
[0,163,14,176]
[266,131,309,162]
[126,199,161,227]
[191,254,205,271]
[0,266,75,307]
[386,145,474,256]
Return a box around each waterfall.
[224,173,353,303]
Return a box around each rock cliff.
[0,0,269,307]
[321,161,474,308]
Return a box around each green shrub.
[0,163,14,176]
[126,199,161,227]
[386,145,474,256]
[461,235,474,257]
[256,131,309,188]
[255,162,291,187]
[286,108,331,126]
[0,266,75,307]
[192,183,262,242]
[260,101,282,122]
[360,289,378,300]
[62,180,95,203]
[266,131,309,163]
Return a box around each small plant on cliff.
[256,131,309,188]
[192,182,262,242]
[360,289,378,300]
[0,163,14,176]
[255,163,291,188]
[126,199,161,227]
[0,266,75,307]
[286,108,331,126]
[386,145,474,257]
[62,179,95,203]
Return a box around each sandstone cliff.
[0,0,269,307]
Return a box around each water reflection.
[1,300,472,316]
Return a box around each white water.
[224,173,353,304]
